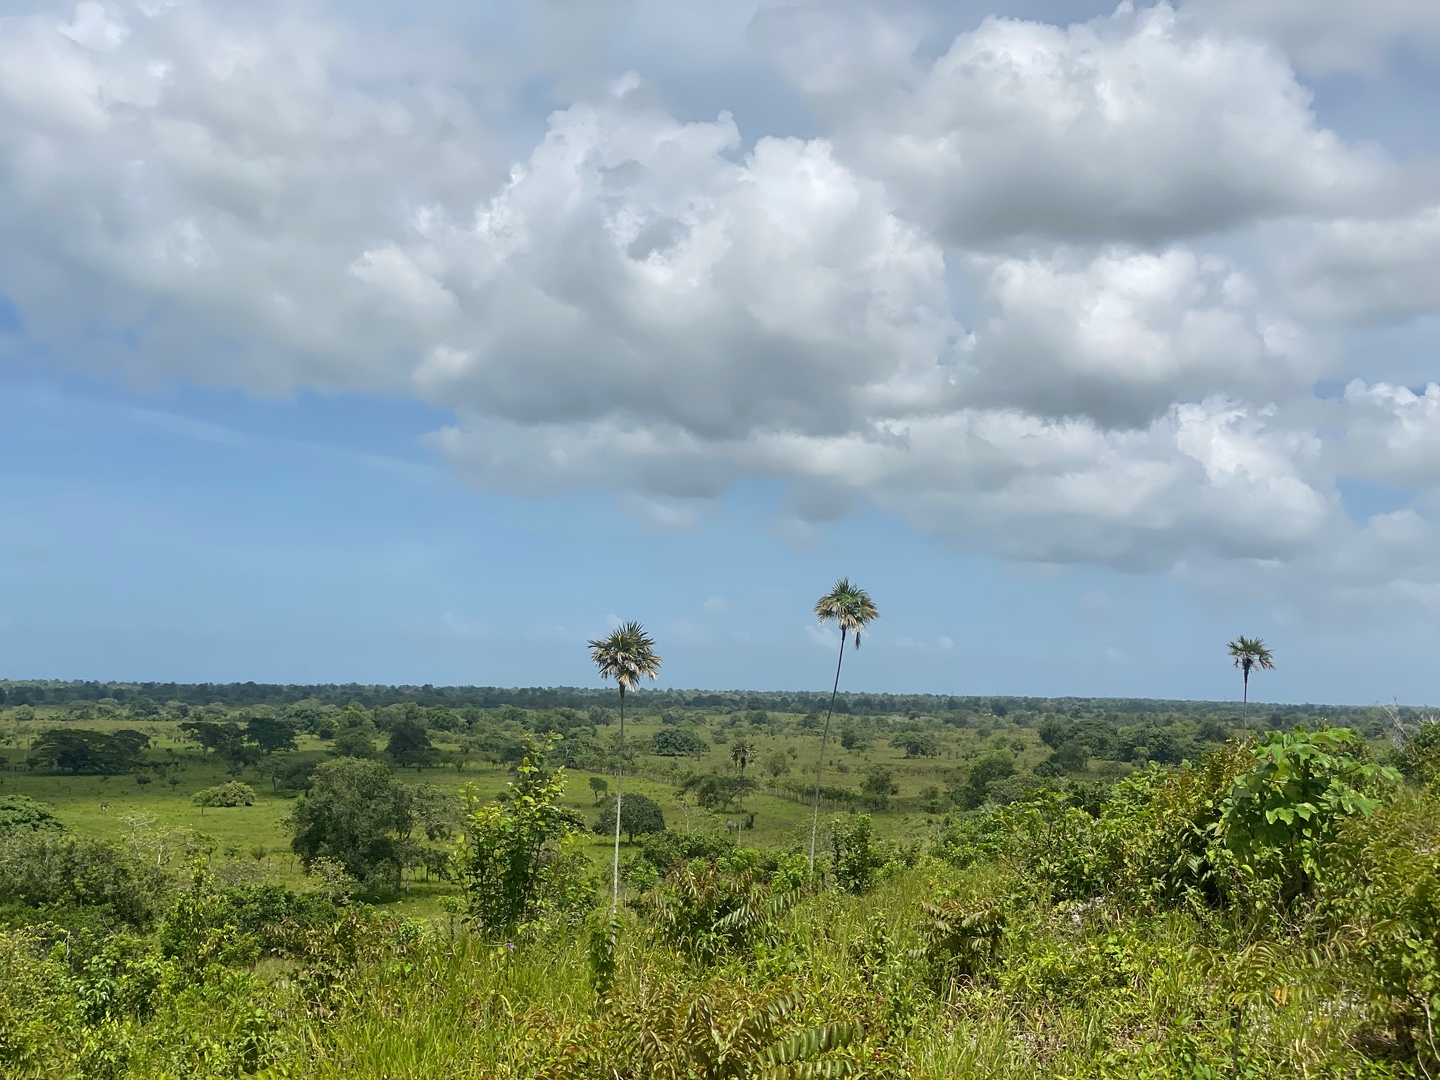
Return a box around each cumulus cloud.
[760,3,1382,245]
[1338,381,1440,488]
[2,0,1438,609]
[963,247,1306,426]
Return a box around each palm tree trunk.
[612,685,625,913]
[809,631,848,873]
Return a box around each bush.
[453,737,593,939]
[0,831,172,929]
[0,795,66,836]
[192,781,257,808]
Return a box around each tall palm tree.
[809,578,879,872]
[589,621,662,911]
[1227,635,1275,730]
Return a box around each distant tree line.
[0,679,1399,733]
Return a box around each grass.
[0,709,1058,909]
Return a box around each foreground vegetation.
[1,681,1436,1077]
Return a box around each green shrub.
[0,795,66,836]
[452,737,593,940]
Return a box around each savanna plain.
[1,676,1437,1079]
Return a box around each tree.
[193,781,257,808]
[386,719,436,770]
[730,740,757,775]
[289,757,413,891]
[589,775,610,804]
[331,726,379,759]
[682,773,754,813]
[29,729,149,775]
[954,751,1016,810]
[652,727,708,757]
[1228,636,1276,725]
[762,749,791,779]
[180,720,239,757]
[594,792,667,843]
[588,621,662,912]
[891,731,940,759]
[809,578,879,872]
[244,716,298,754]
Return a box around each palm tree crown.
[589,621,662,696]
[589,621,661,912]
[1227,635,1274,706]
[814,578,879,650]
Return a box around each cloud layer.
[4,0,1440,609]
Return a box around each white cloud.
[2,0,1439,613]
[703,595,728,613]
[1287,209,1440,327]
[763,3,1382,245]
[1182,0,1440,75]
[964,246,1306,426]
[1338,380,1440,488]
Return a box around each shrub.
[1219,726,1399,907]
[452,737,593,940]
[0,795,66,836]
[192,781,257,808]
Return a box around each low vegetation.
[0,679,1434,1077]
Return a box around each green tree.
[589,775,610,804]
[289,757,413,891]
[453,736,592,939]
[180,720,239,757]
[244,716,298,754]
[594,792,666,843]
[331,726,379,759]
[954,751,1016,810]
[588,621,663,912]
[809,578,879,872]
[1227,635,1275,712]
[891,730,940,758]
[386,719,435,771]
[682,773,754,813]
[29,729,149,775]
[652,728,708,757]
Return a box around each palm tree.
[808,578,879,872]
[731,740,757,776]
[1227,636,1275,730]
[589,621,662,912]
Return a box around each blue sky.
[3,1,1440,704]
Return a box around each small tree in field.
[589,775,610,804]
[589,622,662,912]
[453,736,592,940]
[594,791,666,843]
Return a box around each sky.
[3,1,1440,704]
